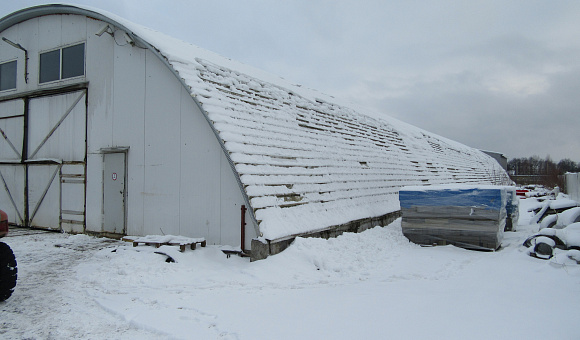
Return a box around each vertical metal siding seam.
[142,51,147,236]
[59,165,62,230]
[84,88,88,233]
[178,87,182,236]
[23,98,29,227]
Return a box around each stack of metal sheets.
[400,185,509,251]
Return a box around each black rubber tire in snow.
[0,241,17,302]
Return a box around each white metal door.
[103,152,126,234]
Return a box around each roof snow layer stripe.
[0,4,513,241]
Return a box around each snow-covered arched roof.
[0,4,512,241]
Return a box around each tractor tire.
[0,242,17,302]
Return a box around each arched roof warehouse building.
[0,4,511,259]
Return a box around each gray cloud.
[2,0,579,161]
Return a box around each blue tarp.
[399,186,506,211]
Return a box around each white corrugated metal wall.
[0,12,254,248]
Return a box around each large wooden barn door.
[26,90,87,231]
[0,99,25,226]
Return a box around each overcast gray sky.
[2,1,579,162]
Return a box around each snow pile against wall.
[50,5,510,240]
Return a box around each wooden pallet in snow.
[123,235,206,252]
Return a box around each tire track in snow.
[0,233,170,339]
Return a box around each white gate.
[0,165,25,226]
[27,90,86,231]
[0,98,25,226]
[27,163,61,229]
[0,89,87,230]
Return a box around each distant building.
[564,173,580,202]
[481,150,508,171]
[0,5,511,259]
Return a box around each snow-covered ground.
[1,195,579,339]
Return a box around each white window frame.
[39,42,86,85]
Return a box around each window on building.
[40,49,60,83]
[62,44,85,79]
[39,43,85,84]
[0,60,17,91]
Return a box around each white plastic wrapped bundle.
[399,184,509,250]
